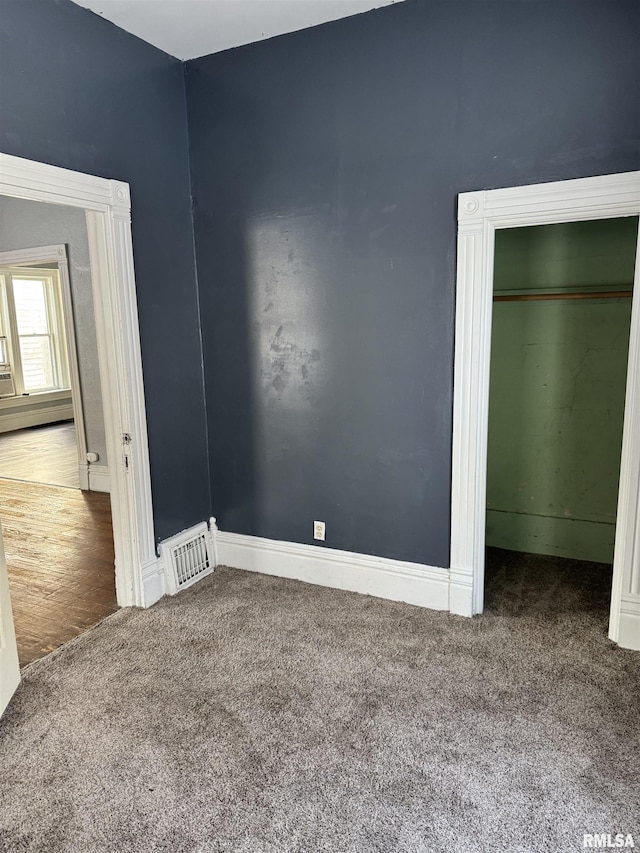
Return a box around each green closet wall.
[487,217,638,563]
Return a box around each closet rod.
[494,290,633,302]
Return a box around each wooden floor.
[0,422,80,488]
[2,478,117,667]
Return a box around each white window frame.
[0,266,70,395]
[0,246,91,490]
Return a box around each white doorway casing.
[0,153,163,608]
[0,520,20,715]
[450,171,640,650]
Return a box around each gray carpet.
[1,550,638,852]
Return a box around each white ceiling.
[72,0,403,61]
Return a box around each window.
[0,267,70,396]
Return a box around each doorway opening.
[484,217,637,629]
[0,232,117,666]
[0,153,163,713]
[450,172,640,650]
[0,235,110,493]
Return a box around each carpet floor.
[0,549,638,852]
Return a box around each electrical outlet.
[313,520,325,541]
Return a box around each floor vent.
[160,522,215,595]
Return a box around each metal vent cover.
[161,522,215,595]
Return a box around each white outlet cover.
[313,521,325,541]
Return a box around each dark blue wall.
[0,0,210,541]
[186,0,640,567]
[3,0,638,565]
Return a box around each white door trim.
[0,243,91,490]
[0,153,159,608]
[0,520,20,716]
[450,171,640,650]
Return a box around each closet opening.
[485,216,639,619]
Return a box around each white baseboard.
[141,557,165,607]
[88,464,110,493]
[617,595,640,651]
[215,528,450,612]
[448,568,474,617]
[0,403,73,433]
[78,465,89,492]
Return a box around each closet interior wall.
[486,217,639,564]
